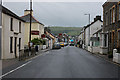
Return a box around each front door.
[112,31,115,49]
[14,37,17,58]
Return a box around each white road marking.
[0,61,32,78]
[0,26,2,28]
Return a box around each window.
[19,22,21,33]
[109,32,112,43]
[105,12,108,25]
[113,7,115,23]
[119,4,120,20]
[110,9,112,24]
[10,18,13,31]
[10,37,13,53]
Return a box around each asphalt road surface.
[2,46,120,78]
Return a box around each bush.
[43,39,46,45]
[31,38,43,45]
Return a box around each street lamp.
[84,13,90,46]
[84,14,90,24]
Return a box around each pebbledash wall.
[2,7,25,59]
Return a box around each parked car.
[69,43,74,46]
[60,42,64,47]
[53,42,61,49]
[64,42,68,46]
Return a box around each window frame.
[110,9,112,24]
[112,5,116,23]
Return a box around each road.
[2,46,120,78]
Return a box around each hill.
[48,26,82,36]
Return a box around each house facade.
[21,10,44,46]
[103,1,120,53]
[84,16,103,51]
[90,28,102,53]
[1,6,25,59]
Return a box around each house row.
[1,6,45,59]
[78,16,103,53]
[41,27,56,49]
[78,0,120,55]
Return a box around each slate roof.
[2,6,25,22]
[21,14,44,26]
[93,28,102,35]
[46,35,52,40]
[84,20,103,29]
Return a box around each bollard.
[113,49,117,57]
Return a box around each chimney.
[24,9,33,16]
[94,16,101,21]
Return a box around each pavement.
[1,46,120,79]
[2,48,50,75]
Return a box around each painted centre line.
[0,61,32,78]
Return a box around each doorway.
[112,31,115,49]
[14,37,17,58]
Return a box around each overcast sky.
[3,1,107,27]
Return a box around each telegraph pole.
[84,14,90,46]
[0,0,2,59]
[29,0,32,52]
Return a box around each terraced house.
[1,6,25,59]
[21,10,44,46]
[103,1,120,53]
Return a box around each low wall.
[92,47,100,53]
[88,46,92,52]
[99,47,108,54]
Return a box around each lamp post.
[84,14,90,46]
[0,0,2,59]
[29,0,32,52]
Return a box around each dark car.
[69,43,74,46]
[53,42,61,49]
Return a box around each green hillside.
[48,26,82,36]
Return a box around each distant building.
[44,30,56,49]
[78,28,84,48]
[1,6,25,59]
[102,1,120,53]
[21,10,44,46]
